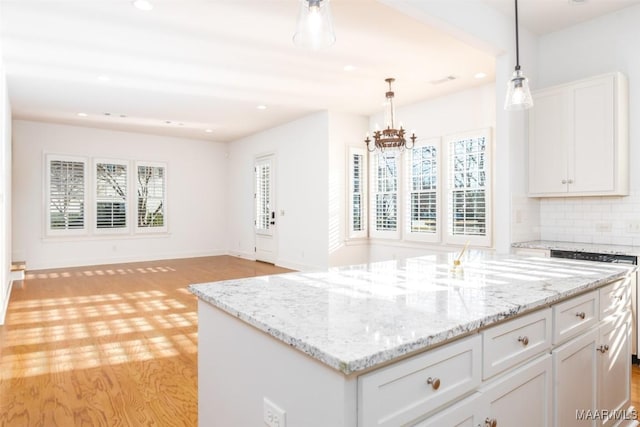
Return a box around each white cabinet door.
[599,314,631,427]
[528,72,628,197]
[528,87,568,195]
[570,76,615,194]
[480,354,553,427]
[552,328,598,427]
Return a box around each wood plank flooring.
[0,256,290,427]
[2,255,640,425]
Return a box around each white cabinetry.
[552,278,632,427]
[528,72,628,197]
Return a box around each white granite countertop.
[188,251,635,375]
[512,240,640,256]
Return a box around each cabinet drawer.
[599,278,630,320]
[482,308,552,379]
[553,290,598,344]
[358,334,481,427]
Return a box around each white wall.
[382,0,541,252]
[12,120,228,270]
[226,112,329,271]
[366,83,497,259]
[0,60,12,324]
[536,5,640,245]
[327,112,369,267]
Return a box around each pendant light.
[293,0,336,50]
[504,0,533,110]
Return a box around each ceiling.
[1,0,638,143]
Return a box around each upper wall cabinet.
[528,72,629,197]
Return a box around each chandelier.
[365,78,416,152]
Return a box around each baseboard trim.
[0,278,14,325]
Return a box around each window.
[255,157,272,233]
[351,128,492,247]
[370,150,400,238]
[95,160,128,232]
[136,162,167,232]
[348,147,366,239]
[46,155,87,235]
[445,129,492,246]
[405,138,440,242]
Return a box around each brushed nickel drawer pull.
[426,377,441,390]
[518,336,529,346]
[597,344,610,353]
[576,311,586,320]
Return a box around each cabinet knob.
[484,417,498,427]
[597,344,610,353]
[561,179,567,184]
[426,377,441,390]
[576,311,586,320]
[567,179,574,184]
[518,336,529,346]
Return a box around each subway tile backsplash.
[539,191,640,245]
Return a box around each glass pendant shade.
[293,0,336,50]
[504,68,533,110]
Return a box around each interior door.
[254,155,277,264]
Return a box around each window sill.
[42,232,172,243]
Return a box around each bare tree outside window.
[96,162,127,229]
[49,160,85,230]
[137,165,165,228]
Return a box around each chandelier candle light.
[504,0,533,110]
[365,78,417,152]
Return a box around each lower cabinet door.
[412,392,482,427]
[552,327,599,427]
[479,354,553,427]
[599,314,631,427]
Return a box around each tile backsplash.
[539,191,640,245]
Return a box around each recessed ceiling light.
[104,112,111,116]
[205,129,213,133]
[97,75,110,82]
[165,120,172,124]
[132,0,153,11]
[343,65,356,72]
[77,112,88,117]
[257,105,267,110]
[120,114,127,118]
[474,72,487,79]
[569,0,587,4]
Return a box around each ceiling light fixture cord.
[504,0,533,110]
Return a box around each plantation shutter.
[447,133,489,241]
[49,158,86,230]
[96,161,127,229]
[137,163,166,229]
[406,143,438,237]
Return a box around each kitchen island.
[189,252,637,427]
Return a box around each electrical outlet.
[627,221,640,233]
[595,222,612,233]
[263,398,286,427]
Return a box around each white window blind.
[405,139,440,242]
[48,156,86,232]
[348,147,367,238]
[255,160,271,232]
[96,161,127,230]
[446,129,491,246]
[371,151,399,237]
[136,163,166,231]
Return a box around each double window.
[349,128,492,246]
[45,154,167,236]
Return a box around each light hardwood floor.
[0,256,290,426]
[1,256,639,425]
